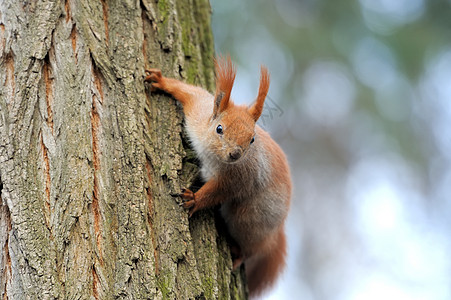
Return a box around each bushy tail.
[245,227,287,298]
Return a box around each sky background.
[210,0,451,299]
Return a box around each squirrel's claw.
[144,68,163,90]
[232,257,243,270]
[144,68,162,81]
[230,245,244,270]
[180,188,195,200]
[179,188,197,217]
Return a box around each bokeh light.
[211,0,451,299]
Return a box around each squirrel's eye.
[216,125,223,134]
[250,137,255,144]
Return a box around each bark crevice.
[0,1,247,298]
[0,193,12,300]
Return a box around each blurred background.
[210,0,451,299]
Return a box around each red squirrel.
[144,57,292,298]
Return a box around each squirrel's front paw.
[144,68,163,90]
[179,188,197,217]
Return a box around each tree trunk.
[0,0,246,299]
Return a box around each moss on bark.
[0,0,246,299]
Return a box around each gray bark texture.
[0,0,247,299]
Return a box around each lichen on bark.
[0,0,246,299]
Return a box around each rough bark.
[0,0,246,299]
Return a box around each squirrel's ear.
[213,55,236,119]
[249,66,270,122]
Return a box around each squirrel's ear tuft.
[213,55,236,118]
[249,66,270,122]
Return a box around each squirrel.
[144,56,292,298]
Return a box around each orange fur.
[249,66,270,121]
[145,58,291,298]
[214,55,236,115]
[245,225,287,296]
[144,68,210,114]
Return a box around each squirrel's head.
[209,56,270,164]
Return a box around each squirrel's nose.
[229,149,242,161]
